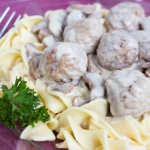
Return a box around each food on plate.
[66,9,86,26]
[105,2,145,31]
[64,17,104,54]
[106,69,150,118]
[38,42,87,82]
[131,30,150,62]
[1,1,150,150]
[97,30,139,71]
[83,72,105,100]
[0,77,50,128]
[140,17,150,30]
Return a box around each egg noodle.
[0,9,150,150]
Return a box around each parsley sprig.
[0,77,50,128]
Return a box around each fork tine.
[0,11,16,37]
[0,7,10,23]
[13,14,22,26]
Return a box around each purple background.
[1,0,150,16]
[0,0,150,150]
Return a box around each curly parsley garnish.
[0,77,50,128]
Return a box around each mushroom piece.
[139,62,150,77]
[42,35,56,48]
[29,55,41,80]
[38,42,88,83]
[131,31,150,62]
[52,78,80,94]
[145,68,150,77]
[97,30,139,71]
[32,9,66,45]
[66,10,85,26]
[105,69,150,118]
[38,27,50,40]
[88,54,112,81]
[32,21,48,33]
[105,2,145,31]
[73,97,90,107]
[66,4,96,15]
[24,43,43,62]
[64,18,104,54]
[53,81,74,94]
[88,11,104,20]
[83,72,105,100]
[47,9,67,37]
[23,43,44,80]
[140,62,150,68]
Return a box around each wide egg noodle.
[57,116,106,150]
[16,15,44,32]
[47,89,73,108]
[106,116,150,145]
[0,67,10,81]
[81,98,108,119]
[55,99,150,150]
[20,117,58,142]
[20,27,38,44]
[9,62,28,84]
[0,15,43,52]
[15,16,43,47]
[56,105,149,150]
[56,100,109,149]
[0,67,11,97]
[11,62,28,78]
[55,99,106,133]
[0,50,21,70]
[56,129,85,150]
[20,121,56,141]
[141,113,150,132]
[0,28,16,52]
[11,26,39,50]
[35,79,67,114]
[89,117,138,145]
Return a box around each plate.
[0,0,150,150]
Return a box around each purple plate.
[0,0,150,150]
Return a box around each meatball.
[106,69,150,118]
[64,18,104,54]
[38,42,88,82]
[105,2,145,31]
[131,31,150,62]
[97,30,139,71]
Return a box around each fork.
[0,7,21,38]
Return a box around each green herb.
[0,77,50,128]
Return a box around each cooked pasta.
[0,2,150,150]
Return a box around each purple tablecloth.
[1,0,150,15]
[0,0,150,149]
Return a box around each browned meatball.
[106,69,150,118]
[105,2,145,31]
[63,18,104,54]
[131,31,150,62]
[38,42,88,82]
[97,30,139,71]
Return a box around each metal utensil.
[0,7,21,37]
